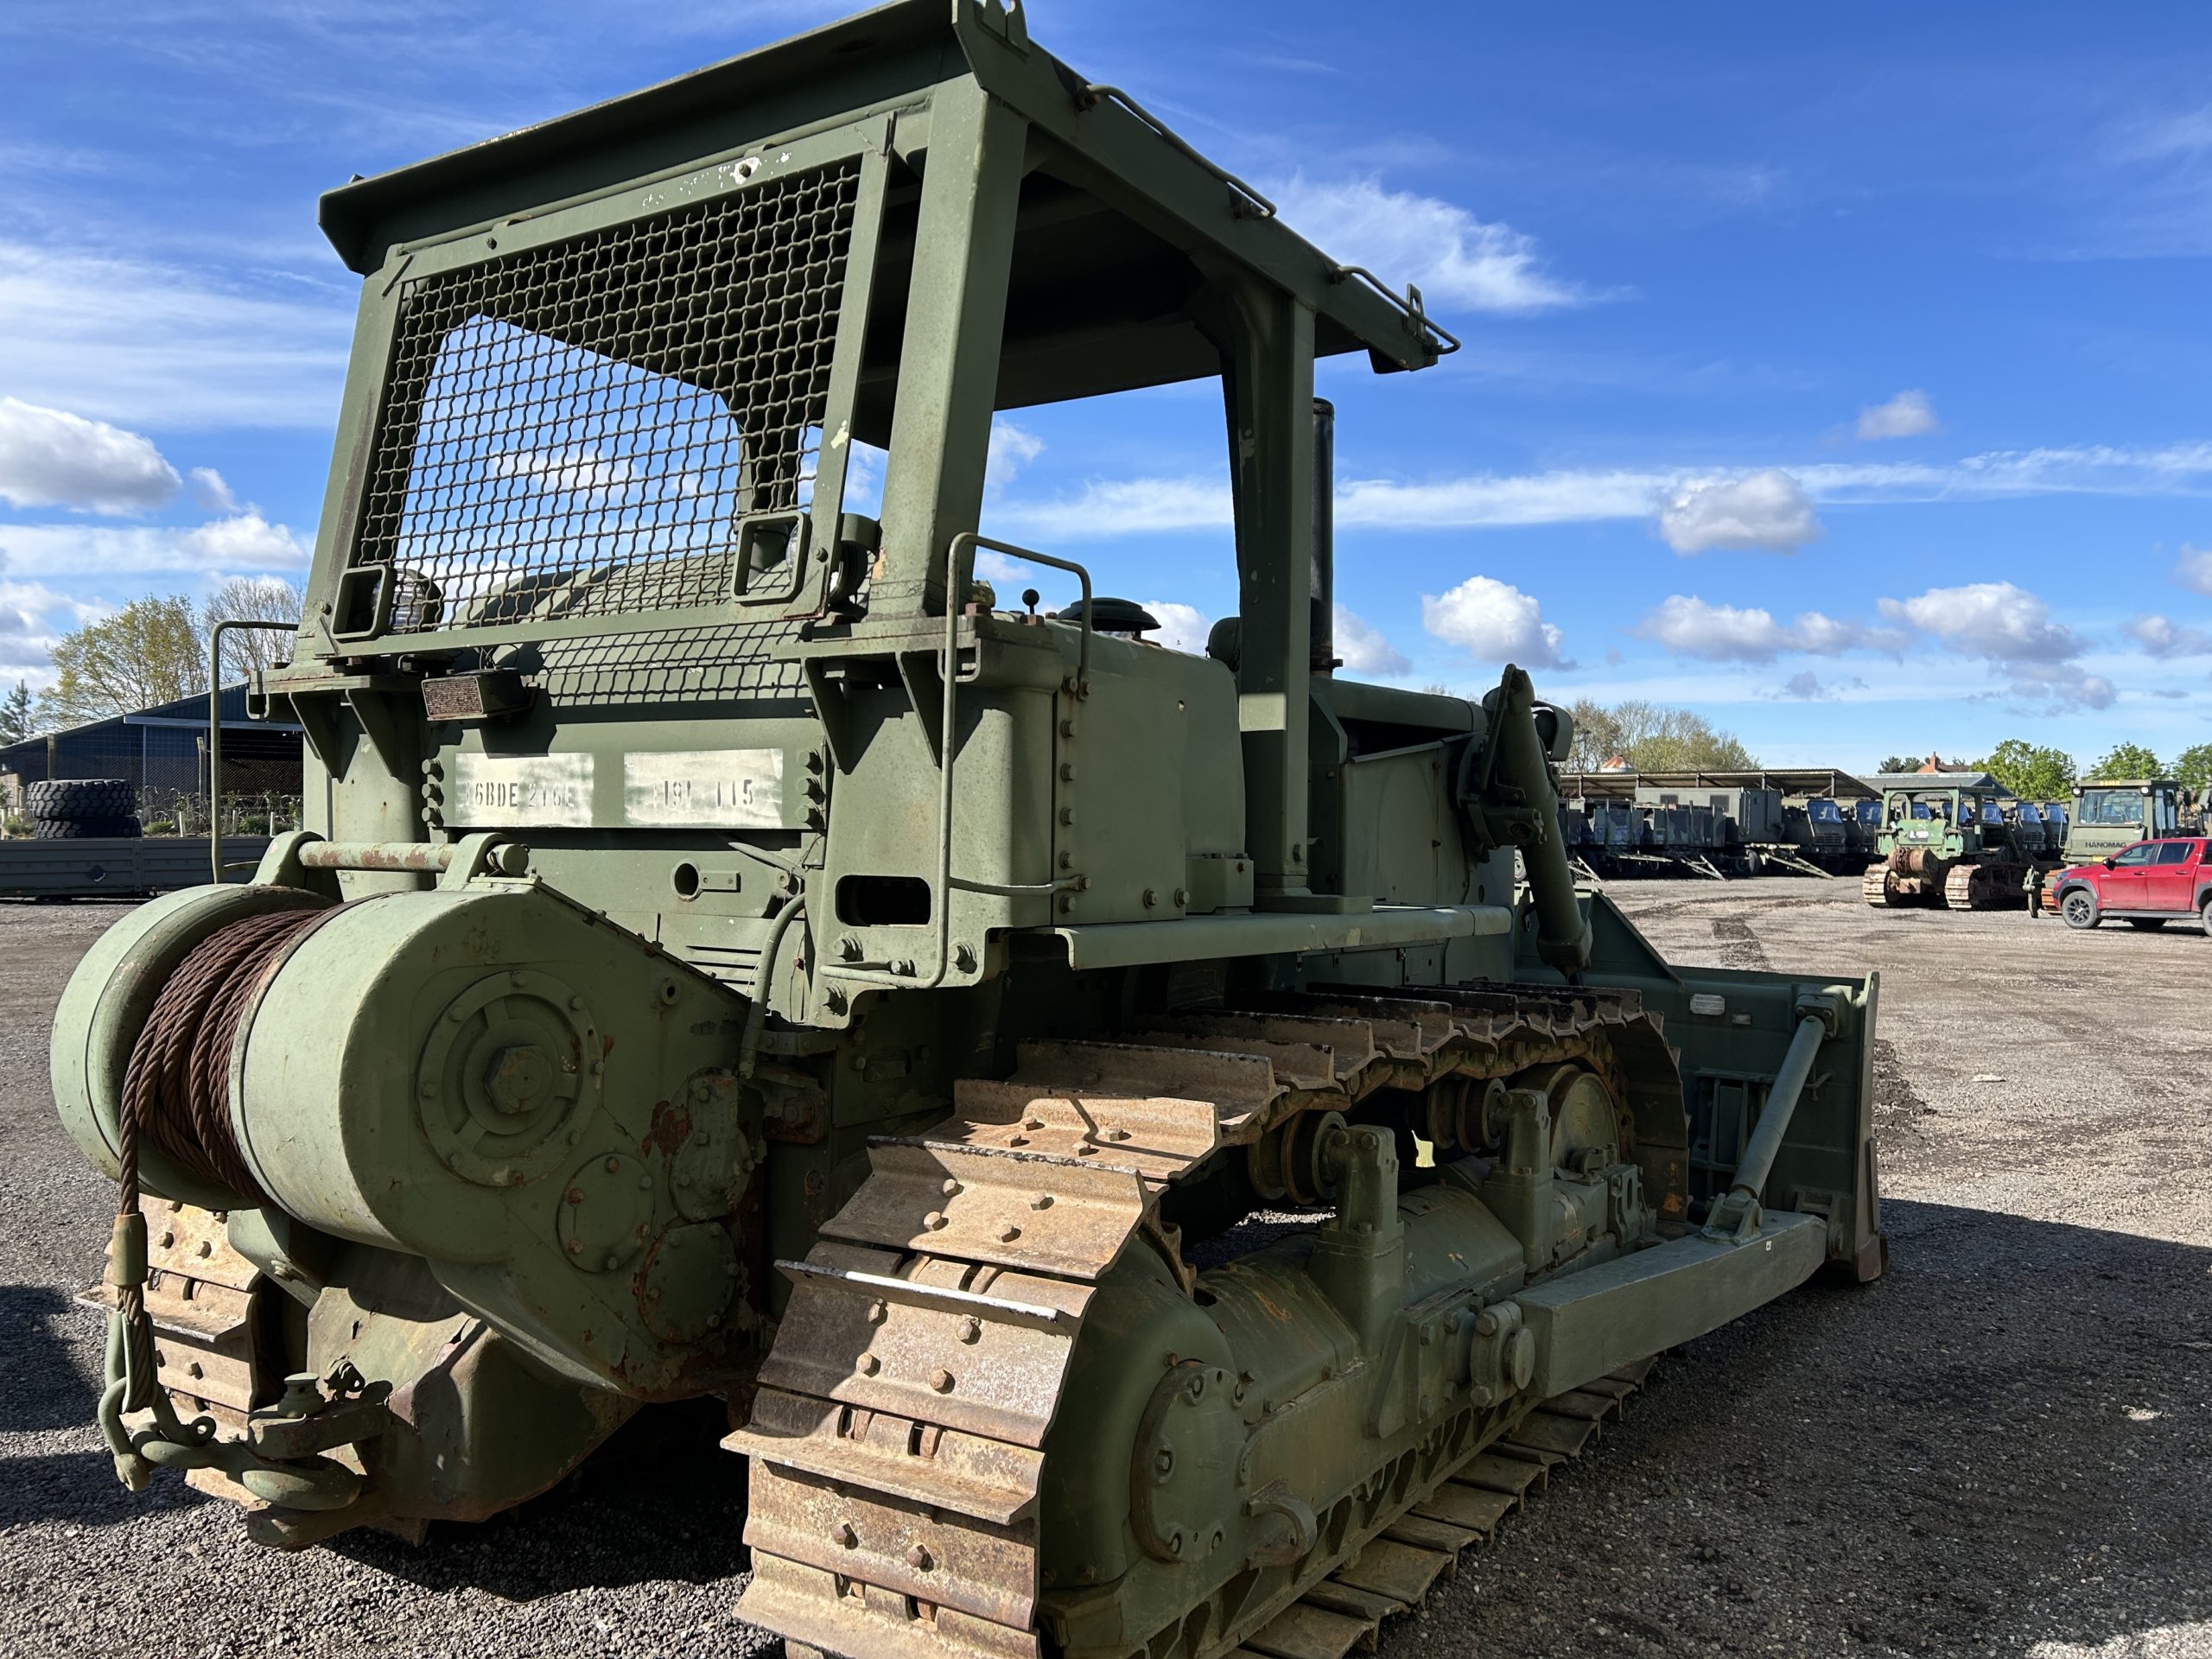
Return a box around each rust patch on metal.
[640,1100,691,1156]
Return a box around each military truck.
[1861,773,2054,910]
[1847,798,1885,858]
[51,9,1885,1658]
[2010,800,2057,861]
[1787,797,1853,873]
[2064,779,2183,865]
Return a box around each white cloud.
[973,550,1030,590]
[1878,581,2114,710]
[0,584,49,639]
[1777,671,1866,700]
[1271,175,1590,314]
[989,444,2212,544]
[1332,605,1410,675]
[1637,596,1789,661]
[0,240,351,429]
[1136,601,1211,655]
[1854,389,1940,441]
[188,466,239,513]
[1795,442,2212,503]
[176,512,310,568]
[1659,469,1823,554]
[487,448,633,500]
[840,438,887,517]
[994,468,1662,544]
[2003,665,2117,711]
[2117,105,2212,161]
[1633,595,1897,663]
[986,419,1044,484]
[1336,469,1660,530]
[2126,613,2212,657]
[0,512,311,576]
[1421,575,1569,669]
[2178,543,2212,595]
[0,397,179,513]
[1789,612,1904,655]
[1878,582,2079,664]
[989,476,1232,543]
[0,575,105,681]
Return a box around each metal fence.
[2,791,301,838]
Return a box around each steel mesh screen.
[354,159,862,633]
[530,620,809,706]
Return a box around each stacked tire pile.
[26,779,142,840]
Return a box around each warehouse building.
[0,685,303,812]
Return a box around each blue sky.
[3,0,2210,770]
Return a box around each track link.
[1224,1357,1659,1659]
[731,987,1673,1659]
[1942,862,2028,912]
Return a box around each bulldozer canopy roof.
[316,0,1448,410]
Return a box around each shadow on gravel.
[0,1449,208,1530]
[329,1396,745,1601]
[1421,1198,2212,1657]
[7,1202,2201,1650]
[0,1285,100,1431]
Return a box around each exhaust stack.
[1312,397,1336,673]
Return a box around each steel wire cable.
[121,906,330,1212]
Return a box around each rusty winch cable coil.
[120,906,333,1210]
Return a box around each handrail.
[826,533,1093,995]
[207,620,300,884]
[1327,265,1463,357]
[957,532,1094,690]
[1076,84,1277,221]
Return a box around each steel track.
[734,986,1676,1659]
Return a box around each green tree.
[35,597,203,728]
[203,575,305,677]
[1565,696,1755,773]
[2173,743,2212,795]
[1876,754,1922,775]
[0,679,32,746]
[1567,697,1624,772]
[1976,739,2076,802]
[2088,741,2166,781]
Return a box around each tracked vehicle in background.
[1861,774,2052,911]
[51,7,1885,1657]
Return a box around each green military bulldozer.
[1860,774,2053,911]
[50,7,1885,1656]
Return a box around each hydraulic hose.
[738,896,808,1080]
[1487,665,1592,977]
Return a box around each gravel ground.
[1,881,2205,1657]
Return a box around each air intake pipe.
[1461,666,1592,978]
[1311,397,1335,673]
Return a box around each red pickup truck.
[2050,836,2212,933]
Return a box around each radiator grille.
[353,158,861,633]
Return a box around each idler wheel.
[1421,1074,1489,1154]
[1247,1109,1351,1205]
[1280,1111,1348,1207]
